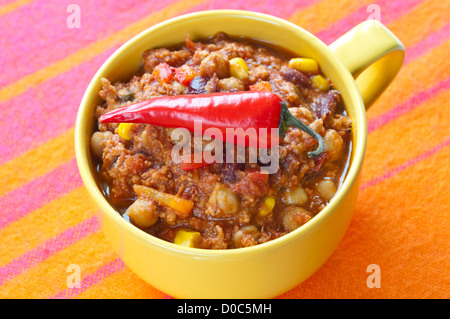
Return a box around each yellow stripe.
[0,0,32,18]
[0,0,206,104]
[288,0,374,34]
[0,128,75,197]
[0,187,96,265]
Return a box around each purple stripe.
[0,158,82,229]
[404,23,450,64]
[361,137,450,190]
[316,0,424,44]
[50,258,125,299]
[368,76,450,133]
[0,216,100,286]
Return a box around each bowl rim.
[75,9,367,257]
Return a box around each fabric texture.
[0,0,448,299]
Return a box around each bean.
[208,183,240,215]
[199,52,229,79]
[218,77,245,92]
[90,131,113,158]
[232,225,260,248]
[324,129,344,161]
[280,66,311,88]
[284,186,308,206]
[188,76,208,94]
[281,206,312,232]
[316,179,337,201]
[217,188,240,214]
[126,198,159,228]
[313,90,340,119]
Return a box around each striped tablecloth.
[1,0,448,299]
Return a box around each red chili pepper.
[100,91,324,157]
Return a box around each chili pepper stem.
[278,102,325,158]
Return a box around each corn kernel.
[311,75,330,91]
[174,229,201,248]
[117,123,132,140]
[288,58,319,74]
[229,57,249,80]
[259,196,276,216]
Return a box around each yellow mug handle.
[329,20,405,109]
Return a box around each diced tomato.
[175,65,199,85]
[152,63,174,83]
[249,81,272,92]
[247,170,269,184]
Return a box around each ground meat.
[91,32,352,249]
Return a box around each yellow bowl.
[75,10,404,298]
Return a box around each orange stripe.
[0,128,75,197]
[0,0,32,17]
[288,0,373,33]
[0,0,206,104]
[388,0,449,48]
[363,89,450,184]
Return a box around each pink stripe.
[0,0,179,88]
[50,258,125,299]
[316,0,424,44]
[0,216,100,286]
[368,76,450,133]
[361,137,450,190]
[0,158,82,229]
[404,23,450,64]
